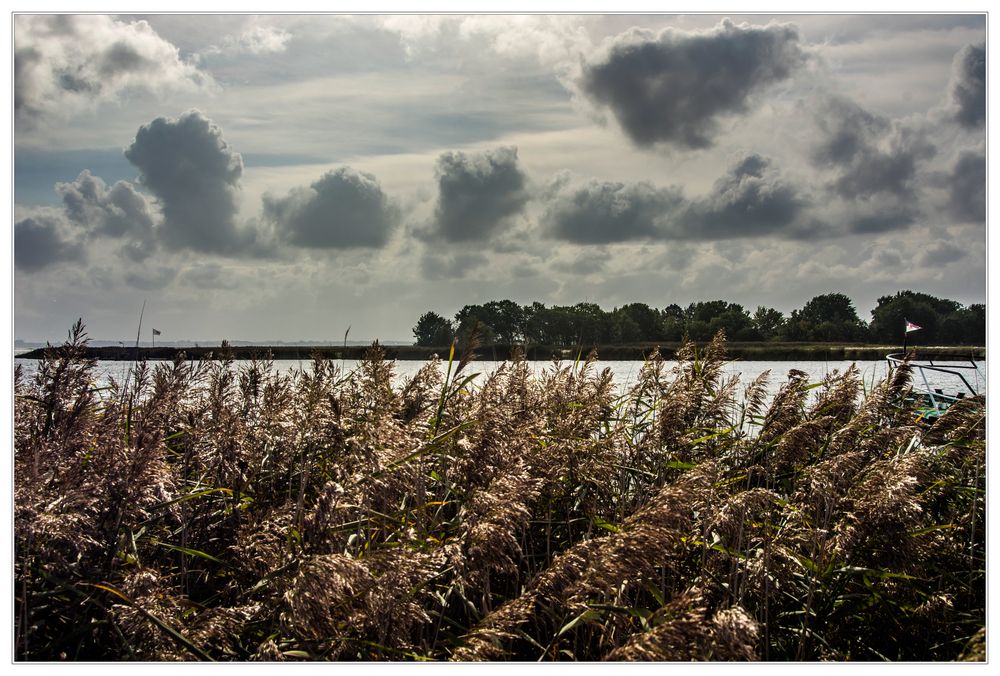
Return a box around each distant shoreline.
[14,343,986,362]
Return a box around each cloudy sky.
[12,12,987,342]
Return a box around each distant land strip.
[15,343,986,362]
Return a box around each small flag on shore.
[904,319,922,333]
[152,328,162,336]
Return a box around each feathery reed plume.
[14,322,984,662]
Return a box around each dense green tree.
[782,293,867,342]
[523,301,548,344]
[940,304,986,345]
[710,304,754,340]
[572,302,612,344]
[412,311,455,347]
[454,304,497,345]
[416,291,982,348]
[659,304,686,341]
[683,301,752,340]
[482,300,526,344]
[868,291,959,344]
[796,293,863,325]
[617,303,662,341]
[752,306,785,341]
[610,310,643,344]
[686,300,732,323]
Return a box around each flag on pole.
[152,328,162,336]
[904,320,922,333]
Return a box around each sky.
[11,11,988,343]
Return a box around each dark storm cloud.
[581,19,806,149]
[677,154,807,239]
[125,110,252,254]
[542,180,682,244]
[263,167,398,249]
[811,97,935,203]
[949,43,985,129]
[425,147,529,242]
[56,170,156,239]
[946,151,985,223]
[14,215,86,272]
[848,206,918,235]
[918,241,967,267]
[544,154,809,244]
[811,98,889,168]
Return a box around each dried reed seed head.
[923,396,986,445]
[253,639,286,661]
[450,591,540,661]
[792,450,868,520]
[742,370,772,420]
[604,588,710,661]
[770,416,838,476]
[832,452,929,564]
[807,365,861,422]
[707,488,784,546]
[709,605,760,660]
[282,554,375,641]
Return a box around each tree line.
[412,291,985,347]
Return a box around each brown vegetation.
[14,321,985,661]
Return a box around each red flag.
[904,319,922,333]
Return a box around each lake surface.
[13,354,986,401]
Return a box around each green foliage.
[413,311,455,347]
[420,291,982,348]
[752,306,785,341]
[869,291,970,344]
[782,293,867,342]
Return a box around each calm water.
[13,354,986,401]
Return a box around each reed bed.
[14,321,985,661]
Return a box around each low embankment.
[16,342,986,362]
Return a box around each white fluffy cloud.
[15,15,210,125]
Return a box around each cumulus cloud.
[263,167,398,248]
[543,154,810,243]
[542,179,682,244]
[581,19,806,149]
[678,154,808,239]
[124,110,252,254]
[424,147,529,242]
[811,96,935,201]
[14,215,86,272]
[56,170,156,240]
[946,150,985,223]
[14,15,208,124]
[949,43,985,129]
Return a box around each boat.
[886,352,985,422]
